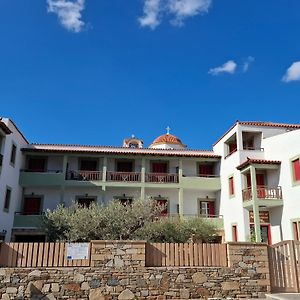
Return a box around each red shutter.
[208,202,215,217]
[229,143,237,153]
[232,225,238,242]
[246,174,251,188]
[256,174,266,198]
[152,163,167,173]
[293,159,300,181]
[23,198,41,215]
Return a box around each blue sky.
[1,0,300,149]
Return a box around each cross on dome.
[166,126,171,134]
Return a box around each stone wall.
[0,241,271,299]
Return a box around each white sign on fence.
[66,243,89,260]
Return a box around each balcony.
[13,213,43,228]
[106,171,141,182]
[180,174,221,190]
[20,169,64,187]
[242,186,283,209]
[66,170,102,181]
[145,173,179,184]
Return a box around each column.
[250,165,261,242]
[178,158,183,178]
[141,157,146,183]
[102,157,107,191]
[178,188,184,218]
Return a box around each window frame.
[291,156,300,186]
[3,186,12,212]
[291,219,300,241]
[228,175,235,197]
[10,142,17,167]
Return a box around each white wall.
[0,119,28,241]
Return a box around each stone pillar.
[90,240,146,268]
[227,242,271,296]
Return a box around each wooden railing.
[145,173,179,183]
[0,242,90,267]
[146,242,227,267]
[66,170,102,181]
[106,171,141,182]
[242,186,283,201]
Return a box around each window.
[292,158,300,182]
[23,197,42,215]
[155,198,168,216]
[198,163,214,177]
[229,176,235,196]
[3,188,11,212]
[80,159,97,171]
[77,197,95,208]
[200,201,215,217]
[27,157,47,172]
[119,197,133,207]
[232,225,238,242]
[10,144,17,165]
[292,221,300,241]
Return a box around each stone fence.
[0,241,270,299]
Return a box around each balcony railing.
[242,186,283,201]
[106,171,141,182]
[145,173,179,183]
[66,170,102,181]
[22,169,63,173]
[183,173,219,178]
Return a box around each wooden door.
[256,174,266,198]
[152,162,167,173]
[23,197,41,215]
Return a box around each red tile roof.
[150,134,185,147]
[238,121,300,129]
[213,120,300,146]
[237,158,281,170]
[22,143,221,158]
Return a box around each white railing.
[145,173,179,183]
[242,186,283,201]
[106,171,141,182]
[66,170,102,181]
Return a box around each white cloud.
[282,61,300,82]
[139,0,212,29]
[139,0,162,29]
[168,0,212,26]
[47,0,85,33]
[242,56,255,73]
[208,60,237,76]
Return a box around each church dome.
[150,132,186,149]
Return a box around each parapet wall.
[0,241,271,299]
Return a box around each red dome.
[150,134,185,147]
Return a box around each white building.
[0,118,300,244]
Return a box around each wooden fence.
[268,240,300,293]
[145,243,227,267]
[0,242,90,267]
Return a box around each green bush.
[134,217,218,243]
[42,200,218,242]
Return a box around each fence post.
[289,240,300,292]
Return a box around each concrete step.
[266,294,300,300]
